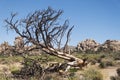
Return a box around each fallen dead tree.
[11,57,87,80]
[5,7,86,70]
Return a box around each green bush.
[69,68,78,73]
[83,68,103,80]
[99,61,106,68]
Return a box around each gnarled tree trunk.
[5,7,85,69]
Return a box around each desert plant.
[82,68,103,80]
[99,61,106,68]
[110,76,120,80]
[69,68,78,73]
[116,68,120,76]
[99,59,114,68]
[12,57,44,79]
[110,68,120,80]
[111,52,120,60]
[0,74,11,80]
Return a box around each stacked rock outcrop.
[77,39,120,53]
[77,39,100,52]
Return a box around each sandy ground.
[100,67,118,80]
[83,63,119,80]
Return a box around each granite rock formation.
[77,39,120,53]
[99,40,120,52]
[77,39,100,52]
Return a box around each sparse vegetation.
[12,57,44,79]
[99,60,114,68]
[110,76,120,80]
[82,68,103,80]
[111,52,120,60]
[110,68,120,80]
[0,51,120,80]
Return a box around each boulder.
[77,39,120,53]
[77,39,100,52]
[99,40,120,52]
[14,36,24,49]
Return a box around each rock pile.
[77,39,100,52]
[99,40,120,52]
[14,36,24,50]
[0,36,42,56]
[0,41,14,56]
[0,37,120,55]
[77,39,120,53]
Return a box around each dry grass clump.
[82,68,103,80]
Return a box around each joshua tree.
[5,7,84,68]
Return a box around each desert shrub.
[0,56,23,66]
[43,72,68,80]
[110,76,120,80]
[12,57,44,79]
[111,52,120,60]
[11,56,66,80]
[0,73,11,80]
[116,68,120,76]
[90,59,97,65]
[99,61,106,68]
[67,69,78,80]
[76,53,103,63]
[69,68,78,73]
[83,68,103,80]
[99,59,114,68]
[99,54,106,58]
[110,68,120,80]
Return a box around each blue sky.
[0,0,120,46]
